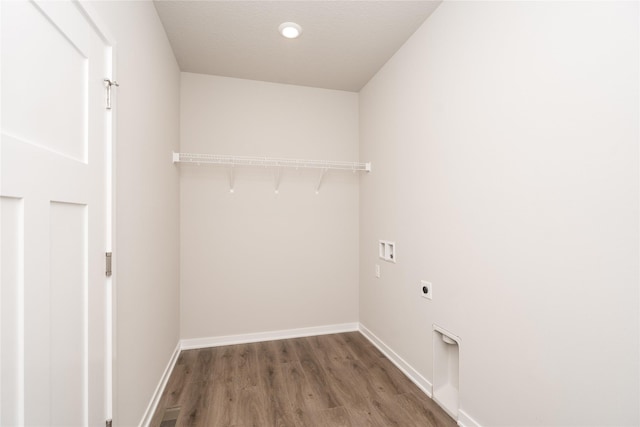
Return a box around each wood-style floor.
[150,332,456,427]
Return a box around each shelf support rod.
[228,165,235,193]
[315,168,328,194]
[274,167,282,194]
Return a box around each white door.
[1,0,113,425]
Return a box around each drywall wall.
[359,1,639,425]
[88,2,180,425]
[180,73,359,340]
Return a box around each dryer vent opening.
[433,325,460,419]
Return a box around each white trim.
[72,1,119,423]
[458,409,482,427]
[358,323,433,398]
[180,323,359,350]
[74,0,116,45]
[138,341,181,427]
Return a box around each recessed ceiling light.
[279,22,302,39]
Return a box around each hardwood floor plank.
[317,407,353,427]
[150,350,199,427]
[190,348,217,383]
[314,355,371,412]
[212,345,237,383]
[395,391,457,427]
[368,386,427,427]
[291,338,341,410]
[235,343,260,388]
[280,361,322,425]
[236,386,269,427]
[256,342,298,427]
[207,377,240,427]
[306,335,348,363]
[207,346,242,427]
[344,405,389,426]
[175,380,212,427]
[270,339,296,364]
[322,334,357,362]
[338,332,384,368]
[164,356,196,407]
[330,372,375,413]
[368,357,415,396]
[257,340,278,365]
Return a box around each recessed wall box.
[378,240,396,263]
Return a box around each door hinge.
[106,419,112,427]
[104,78,119,110]
[106,252,112,277]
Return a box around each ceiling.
[153,1,442,92]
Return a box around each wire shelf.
[172,152,371,172]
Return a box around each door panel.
[1,0,112,425]
[49,202,87,426]
[0,197,24,426]
[1,0,88,162]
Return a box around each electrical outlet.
[421,280,432,300]
[375,264,380,278]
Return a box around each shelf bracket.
[274,167,282,194]
[315,168,328,194]
[228,165,235,193]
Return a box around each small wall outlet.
[421,280,432,300]
[375,264,380,278]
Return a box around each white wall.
[359,1,639,426]
[180,73,359,340]
[89,2,181,426]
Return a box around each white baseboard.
[180,322,359,350]
[138,341,181,427]
[358,323,433,398]
[458,409,482,427]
